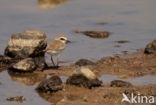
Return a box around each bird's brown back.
[46,40,65,52]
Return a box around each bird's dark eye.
[60,38,65,40]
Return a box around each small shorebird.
[46,36,70,67]
[76,66,97,80]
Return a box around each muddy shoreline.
[0,49,156,105]
[42,49,156,78]
[38,85,156,105]
[38,49,156,105]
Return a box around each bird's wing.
[46,40,65,51]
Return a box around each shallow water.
[0,72,156,105]
[0,71,50,105]
[0,0,156,62]
[0,0,156,104]
[100,74,156,86]
[61,74,156,86]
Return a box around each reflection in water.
[0,67,6,73]
[37,92,64,104]
[8,71,46,86]
[38,0,66,9]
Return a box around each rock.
[5,30,47,58]
[110,80,132,87]
[66,74,102,89]
[96,22,108,25]
[6,96,26,102]
[36,75,63,93]
[0,55,14,69]
[144,39,156,54]
[79,66,97,80]
[9,58,36,72]
[75,59,96,66]
[0,55,12,65]
[114,40,130,44]
[74,30,110,39]
[4,30,47,70]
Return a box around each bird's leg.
[56,54,60,67]
[51,56,56,67]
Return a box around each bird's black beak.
[66,40,71,44]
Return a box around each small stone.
[110,80,132,87]
[114,40,130,44]
[36,75,63,93]
[79,66,97,80]
[144,39,156,54]
[96,22,108,25]
[75,30,110,39]
[6,96,26,102]
[66,74,102,89]
[75,59,96,66]
[9,58,36,72]
[83,96,88,102]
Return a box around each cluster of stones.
[36,75,133,93]
[36,75,102,93]
[36,59,102,92]
[4,30,47,72]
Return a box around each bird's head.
[56,36,71,44]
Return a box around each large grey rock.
[10,58,36,72]
[66,74,102,89]
[36,75,63,93]
[4,30,47,70]
[5,30,47,58]
[144,39,156,54]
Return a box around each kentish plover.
[46,36,70,67]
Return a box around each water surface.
[0,71,49,105]
[0,0,156,62]
[100,74,156,86]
